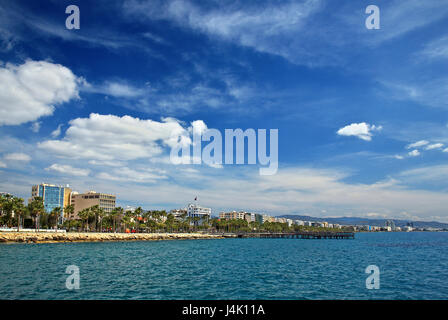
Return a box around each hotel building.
[70,191,116,220]
[31,183,72,222]
[187,203,211,226]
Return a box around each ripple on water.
[0,233,447,299]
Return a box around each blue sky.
[1,0,448,221]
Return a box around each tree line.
[1,194,349,233]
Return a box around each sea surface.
[0,232,447,299]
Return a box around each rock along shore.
[0,232,232,244]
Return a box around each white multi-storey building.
[187,203,211,225]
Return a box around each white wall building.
[187,203,211,226]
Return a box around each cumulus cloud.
[336,122,382,141]
[0,60,81,126]
[45,164,90,177]
[406,140,429,149]
[3,153,31,161]
[408,150,420,157]
[38,113,200,161]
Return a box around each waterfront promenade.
[0,232,230,243]
[244,232,355,239]
[0,231,355,243]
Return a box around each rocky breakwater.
[0,232,230,244]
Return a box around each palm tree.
[95,207,106,232]
[28,197,45,232]
[110,207,124,233]
[13,197,26,232]
[0,194,13,227]
[49,207,62,230]
[133,207,143,232]
[166,213,175,233]
[122,215,132,232]
[146,219,157,233]
[64,204,74,221]
[78,208,93,232]
[89,205,100,231]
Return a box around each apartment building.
[70,191,116,220]
[219,211,246,220]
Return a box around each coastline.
[0,232,232,244]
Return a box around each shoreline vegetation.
[1,195,354,237]
[0,231,232,244]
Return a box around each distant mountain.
[278,215,448,229]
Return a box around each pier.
[236,231,355,240]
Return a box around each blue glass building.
[31,184,71,221]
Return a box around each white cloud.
[0,160,6,168]
[408,150,420,157]
[45,164,90,177]
[88,160,126,167]
[3,152,31,161]
[406,140,429,149]
[336,122,382,141]
[38,113,199,161]
[0,60,80,126]
[51,124,63,138]
[94,166,448,222]
[124,0,448,66]
[30,121,41,133]
[400,165,448,183]
[190,119,207,135]
[425,143,444,150]
[394,155,404,160]
[83,81,146,98]
[443,147,448,153]
[124,0,323,65]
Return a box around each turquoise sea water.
[0,232,447,299]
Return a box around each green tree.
[95,207,106,232]
[0,194,14,226]
[49,207,62,230]
[133,207,143,231]
[64,204,74,221]
[28,197,45,232]
[13,197,27,231]
[78,208,93,232]
[110,207,124,233]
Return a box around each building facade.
[70,191,116,220]
[219,211,246,220]
[187,203,211,226]
[31,183,72,221]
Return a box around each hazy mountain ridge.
[278,215,448,229]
